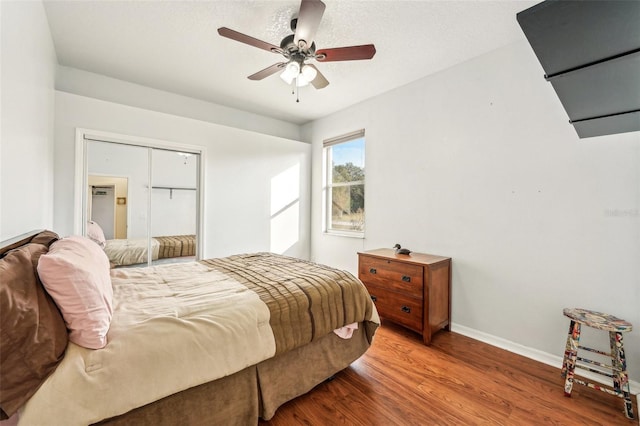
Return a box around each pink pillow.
[37,236,113,349]
[86,221,106,249]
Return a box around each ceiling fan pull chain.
[296,76,300,103]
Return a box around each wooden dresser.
[358,248,451,345]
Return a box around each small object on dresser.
[393,244,411,255]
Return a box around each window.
[323,130,365,236]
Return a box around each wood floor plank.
[261,320,638,425]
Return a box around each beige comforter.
[19,262,275,425]
[18,254,378,426]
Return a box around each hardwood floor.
[261,320,638,425]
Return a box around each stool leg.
[563,320,581,397]
[610,331,634,419]
[561,321,573,378]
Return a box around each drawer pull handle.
[402,275,411,283]
[401,306,411,314]
[369,268,377,274]
[371,295,377,302]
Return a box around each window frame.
[322,129,366,238]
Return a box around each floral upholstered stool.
[561,308,634,419]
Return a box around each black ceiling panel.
[548,51,640,121]
[572,111,640,139]
[517,0,640,139]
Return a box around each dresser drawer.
[366,286,423,333]
[359,256,423,298]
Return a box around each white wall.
[55,91,311,260]
[0,1,57,241]
[56,66,302,142]
[305,40,640,377]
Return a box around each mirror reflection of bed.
[87,221,196,268]
[85,139,200,268]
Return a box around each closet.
[78,132,203,267]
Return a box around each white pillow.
[37,236,113,349]
[86,221,106,249]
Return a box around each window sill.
[324,230,365,239]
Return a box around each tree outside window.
[324,133,365,235]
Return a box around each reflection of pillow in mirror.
[86,221,106,249]
[37,236,113,349]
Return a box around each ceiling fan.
[217,0,376,95]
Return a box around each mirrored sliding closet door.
[79,132,202,268]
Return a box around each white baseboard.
[451,323,640,395]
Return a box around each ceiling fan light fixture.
[296,74,310,87]
[280,72,294,85]
[280,61,300,84]
[301,64,317,82]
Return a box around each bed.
[0,230,379,425]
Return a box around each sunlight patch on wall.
[270,164,300,254]
[270,201,300,254]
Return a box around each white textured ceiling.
[43,0,538,125]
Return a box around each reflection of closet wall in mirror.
[87,141,149,239]
[151,149,197,237]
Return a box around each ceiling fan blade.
[248,63,286,80]
[294,0,326,51]
[307,64,329,89]
[316,44,376,62]
[218,27,282,54]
